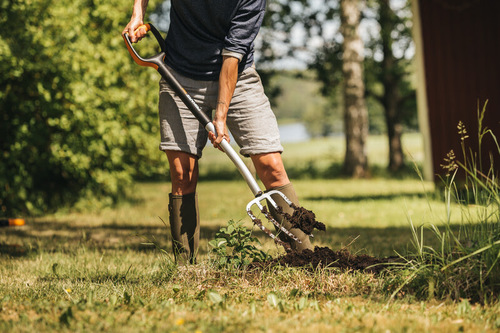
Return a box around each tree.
[260,0,368,176]
[260,0,417,173]
[364,0,416,171]
[0,0,164,215]
[340,0,369,177]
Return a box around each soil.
[251,246,397,274]
[255,206,393,274]
[280,204,326,234]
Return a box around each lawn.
[1,134,499,332]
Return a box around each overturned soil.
[255,205,395,274]
[252,246,396,274]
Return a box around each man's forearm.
[209,55,240,147]
[132,0,149,20]
[216,56,239,120]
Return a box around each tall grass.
[391,102,500,303]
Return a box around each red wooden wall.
[418,0,500,180]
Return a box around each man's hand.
[209,105,230,151]
[122,18,148,43]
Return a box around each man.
[123,0,312,264]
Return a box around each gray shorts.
[158,65,283,158]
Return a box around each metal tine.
[246,209,290,249]
[245,191,301,243]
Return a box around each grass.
[391,103,500,304]
[199,132,424,180]
[1,133,499,331]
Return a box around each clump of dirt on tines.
[280,204,326,234]
[253,246,393,274]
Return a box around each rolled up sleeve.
[222,49,244,61]
[224,0,266,57]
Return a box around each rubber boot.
[168,193,200,264]
[267,183,313,252]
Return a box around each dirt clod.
[281,204,326,234]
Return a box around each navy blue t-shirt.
[164,0,266,81]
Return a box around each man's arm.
[209,55,240,150]
[122,0,149,42]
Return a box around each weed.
[209,220,272,269]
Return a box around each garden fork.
[123,23,301,247]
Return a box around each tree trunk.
[340,0,369,178]
[384,91,405,172]
[379,0,404,172]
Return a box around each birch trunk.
[340,0,369,178]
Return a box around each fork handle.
[205,123,262,196]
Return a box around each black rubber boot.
[267,183,313,252]
[168,193,200,264]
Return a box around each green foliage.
[265,291,320,313]
[0,0,164,215]
[389,102,500,303]
[209,220,271,269]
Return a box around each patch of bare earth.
[256,206,395,274]
[257,246,392,274]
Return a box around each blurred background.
[1,0,498,216]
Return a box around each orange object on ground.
[0,218,25,227]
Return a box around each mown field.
[1,133,499,332]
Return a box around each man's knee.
[251,152,289,188]
[166,150,199,194]
[170,166,197,190]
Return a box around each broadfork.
[123,23,303,248]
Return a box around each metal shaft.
[205,123,261,196]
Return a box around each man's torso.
[164,0,265,81]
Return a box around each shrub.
[0,0,164,215]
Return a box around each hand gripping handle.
[123,23,167,69]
